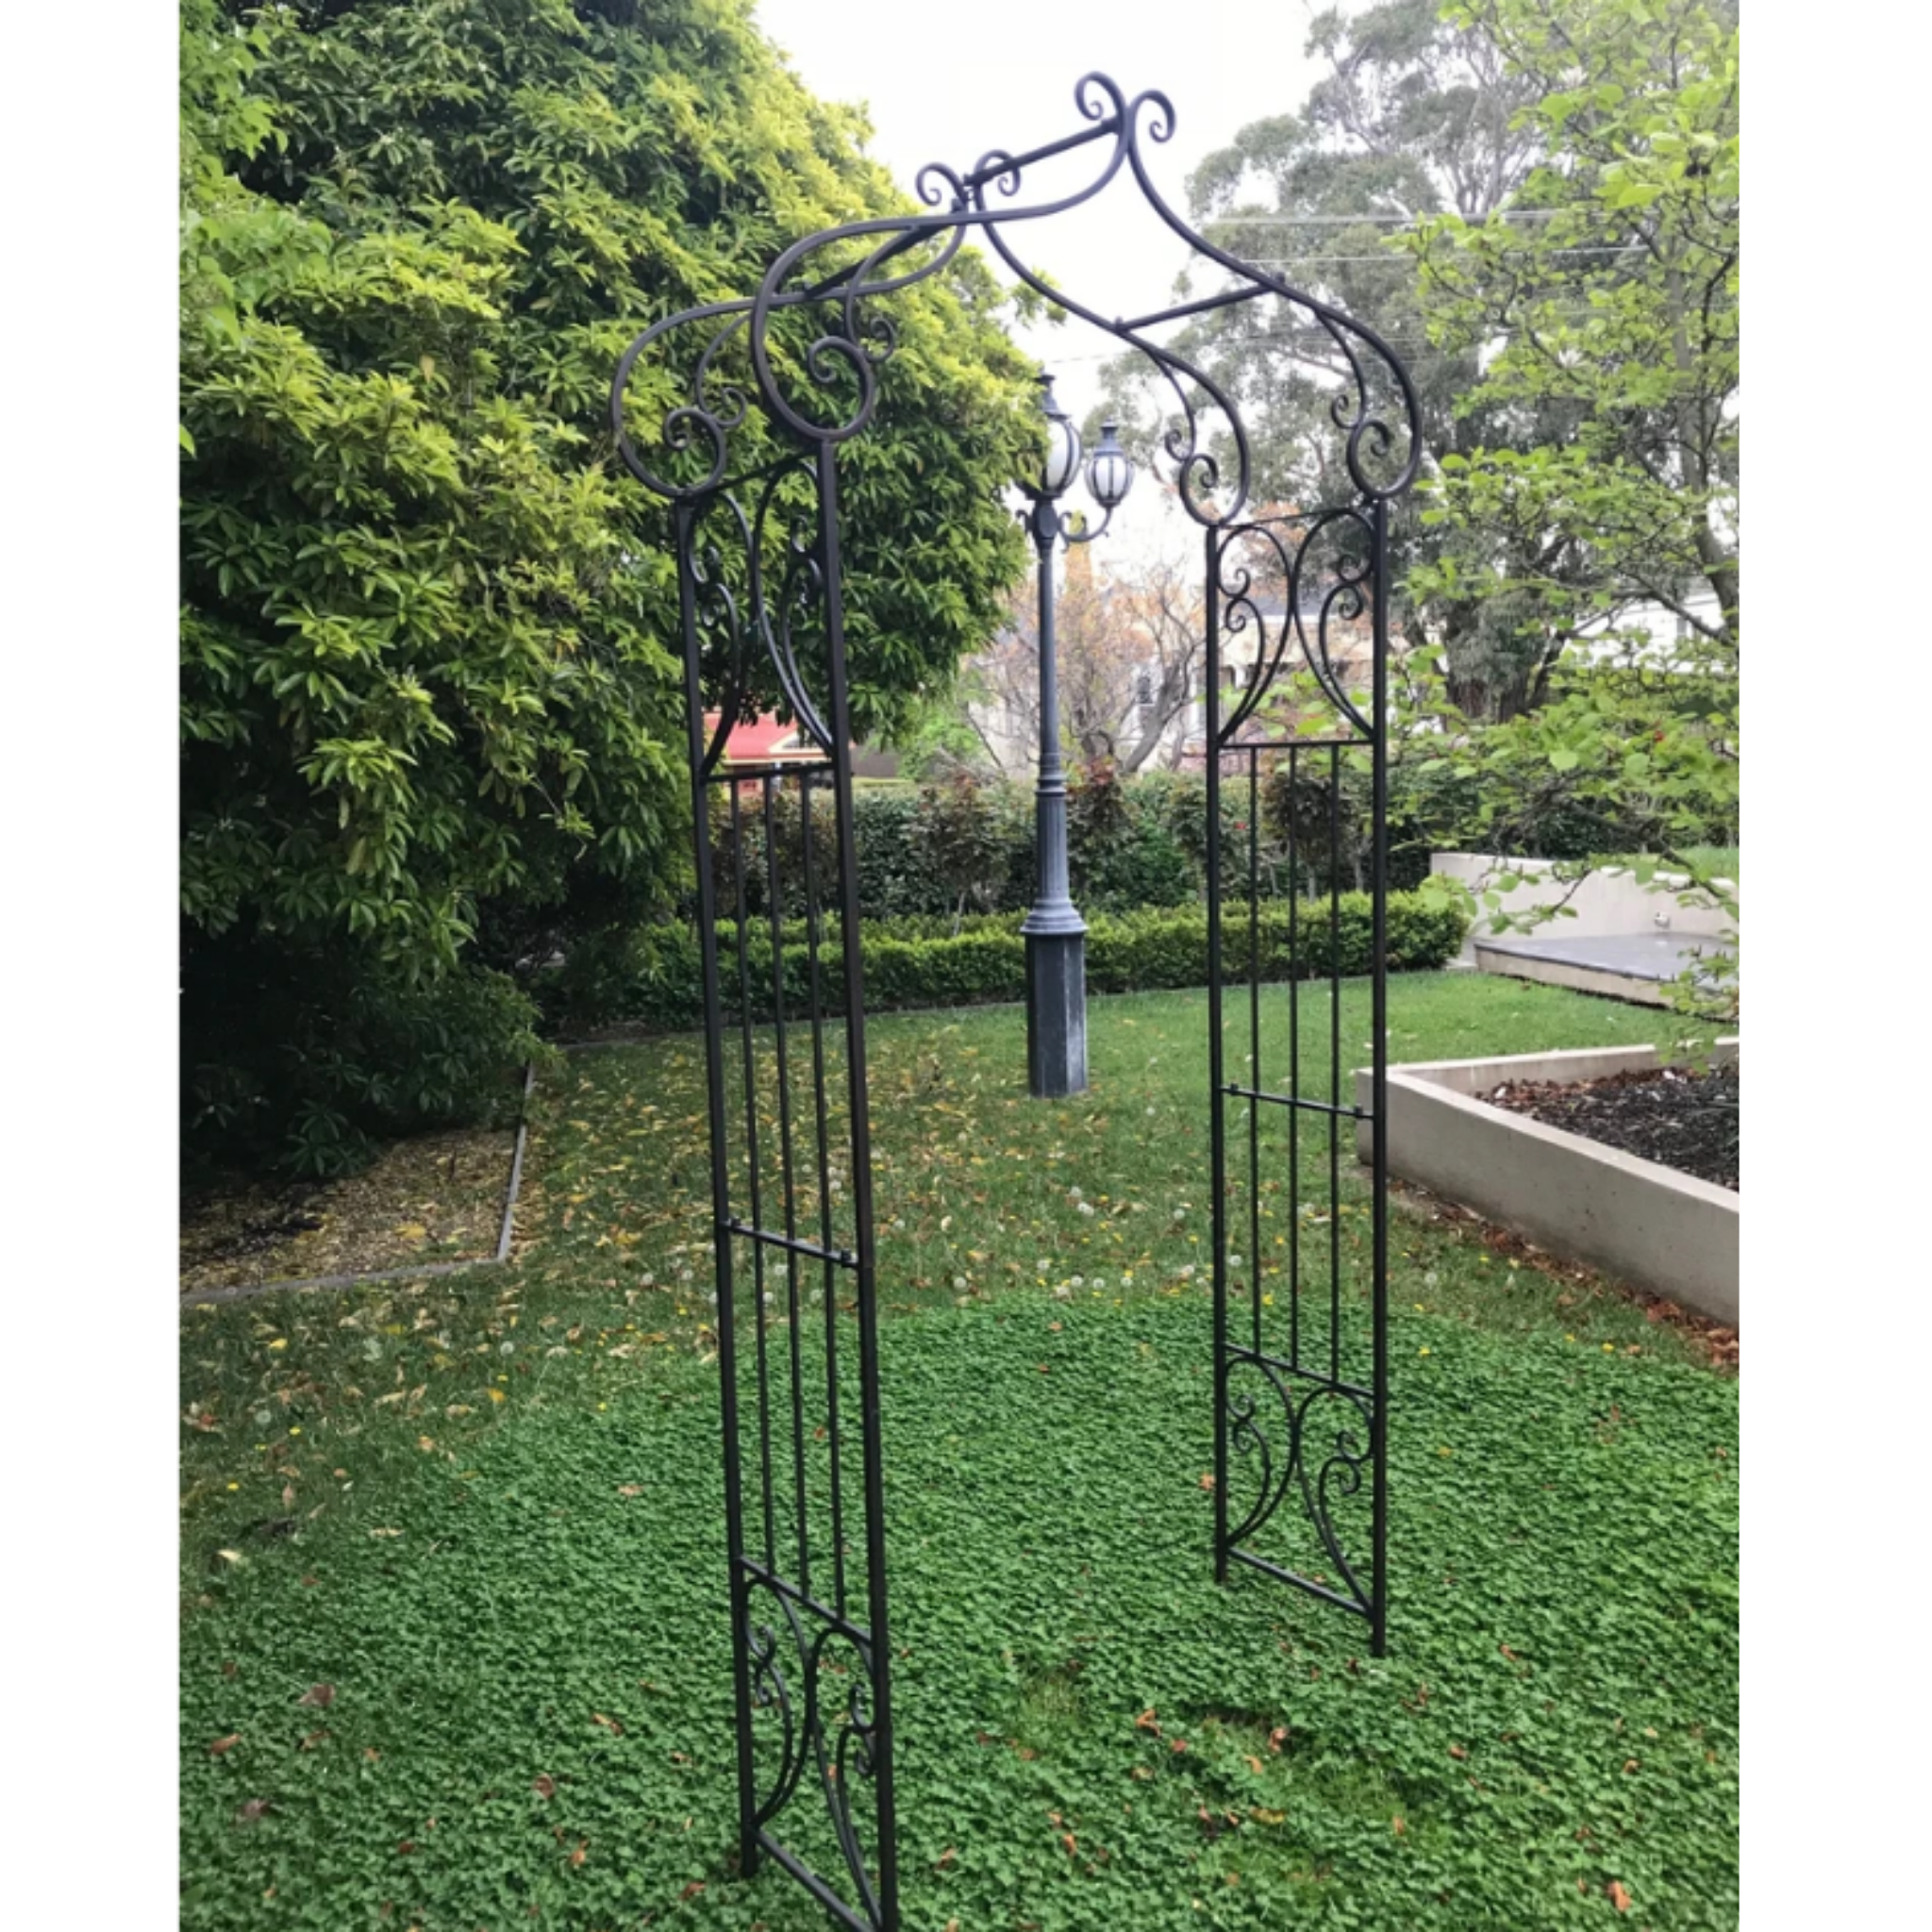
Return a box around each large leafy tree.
[1102,0,1569,718]
[180,0,1034,1171]
[1404,0,1739,661]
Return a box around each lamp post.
[1017,375,1134,1098]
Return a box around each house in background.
[702,710,899,777]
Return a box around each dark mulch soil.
[1485,1060,1739,1191]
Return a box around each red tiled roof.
[702,711,805,761]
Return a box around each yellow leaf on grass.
[488,1389,507,1404]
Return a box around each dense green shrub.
[177,0,1035,1174]
[183,935,540,1178]
[706,767,1342,925]
[547,891,1468,1034]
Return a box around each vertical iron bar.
[1370,500,1391,1658]
[763,774,811,1597]
[1248,745,1261,1360]
[729,781,777,1572]
[1205,525,1228,1581]
[1328,742,1342,1386]
[675,505,758,1876]
[1288,743,1300,1374]
[801,774,848,1621]
[815,442,899,1930]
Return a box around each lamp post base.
[1024,930,1088,1099]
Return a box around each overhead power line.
[1241,245,1641,266]
[1203,209,1572,226]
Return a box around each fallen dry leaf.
[299,1730,329,1750]
[298,1684,335,1708]
[591,1712,624,1735]
[617,1484,643,1498]
[235,1799,269,1824]
[533,1775,556,1798]
[1608,1879,1632,1911]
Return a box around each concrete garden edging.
[1354,1041,1738,1325]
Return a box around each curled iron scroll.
[1215,510,1378,745]
[611,72,1421,526]
[1224,1357,1374,1613]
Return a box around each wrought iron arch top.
[610,72,1422,525]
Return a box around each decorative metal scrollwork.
[613,71,1420,523]
[1224,1357,1374,1614]
[609,67,1418,1932]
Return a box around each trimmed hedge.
[552,891,1468,1033]
[700,766,1425,925]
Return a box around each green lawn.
[179,974,1736,1930]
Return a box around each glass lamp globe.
[1086,420,1134,511]
[1038,375,1083,498]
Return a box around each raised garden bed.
[1488,1060,1738,1191]
[1356,1041,1739,1326]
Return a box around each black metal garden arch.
[611,72,1421,1932]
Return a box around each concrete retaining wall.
[1431,853,1736,964]
[1355,1041,1739,1325]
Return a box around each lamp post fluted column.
[1020,494,1088,1097]
[1015,376,1133,1099]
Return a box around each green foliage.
[923,769,1012,928]
[1405,0,1740,660]
[1104,0,1568,719]
[1390,654,1739,1030]
[178,979,1733,1931]
[179,0,1034,1169]
[708,769,1426,932]
[545,891,1468,1033]
[1067,760,1196,910]
[184,935,542,1179]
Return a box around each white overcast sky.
[749,0,1334,567]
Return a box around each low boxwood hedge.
[550,892,1468,1034]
